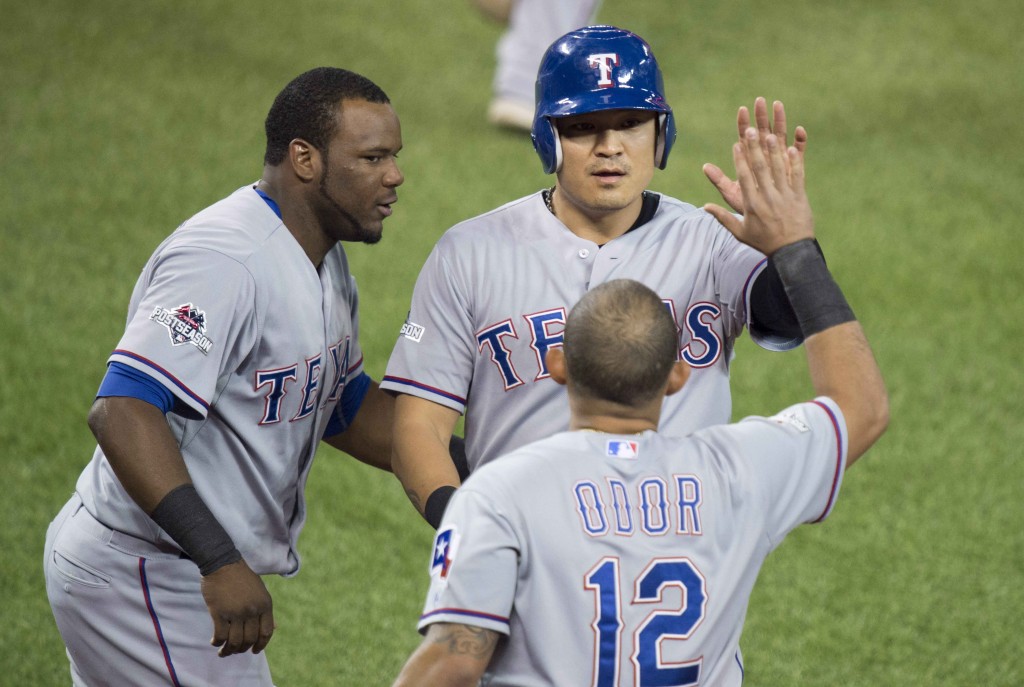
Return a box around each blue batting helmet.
[531,25,676,174]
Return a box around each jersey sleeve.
[108,246,257,418]
[706,215,802,351]
[708,219,770,343]
[381,238,475,413]
[417,486,519,636]
[705,396,848,546]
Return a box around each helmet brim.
[542,86,671,120]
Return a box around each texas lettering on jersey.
[476,300,723,390]
[254,335,353,425]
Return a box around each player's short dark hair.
[263,67,390,166]
[564,280,678,406]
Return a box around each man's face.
[554,109,658,220]
[315,99,404,245]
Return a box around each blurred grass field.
[2,0,1022,684]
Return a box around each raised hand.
[704,126,815,256]
[703,97,807,214]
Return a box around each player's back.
[448,406,845,686]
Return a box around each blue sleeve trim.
[97,361,175,414]
[322,372,372,439]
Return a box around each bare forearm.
[392,396,461,516]
[393,623,496,687]
[804,322,889,464]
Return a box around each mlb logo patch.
[606,440,639,459]
[430,526,458,580]
[149,303,214,355]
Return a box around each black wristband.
[149,484,242,576]
[770,239,856,337]
[448,435,470,481]
[424,485,457,529]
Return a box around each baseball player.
[392,126,889,685]
[43,68,406,686]
[383,25,811,527]
[479,0,603,130]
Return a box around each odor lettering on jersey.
[572,475,703,538]
[476,301,723,390]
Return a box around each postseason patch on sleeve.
[430,526,458,580]
[400,319,425,343]
[149,302,214,355]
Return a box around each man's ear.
[665,361,690,397]
[288,138,319,183]
[545,348,568,386]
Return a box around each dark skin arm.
[322,379,395,472]
[392,623,499,687]
[87,396,274,656]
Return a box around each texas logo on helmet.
[531,25,677,174]
[588,53,620,87]
[149,302,214,355]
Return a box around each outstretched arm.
[393,623,499,687]
[705,127,888,465]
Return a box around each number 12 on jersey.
[585,557,706,687]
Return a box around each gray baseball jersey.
[420,397,848,686]
[46,184,364,685]
[383,191,789,469]
[77,183,364,575]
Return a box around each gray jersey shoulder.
[77,184,362,575]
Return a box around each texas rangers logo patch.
[430,526,458,580]
[149,303,214,355]
[607,440,639,459]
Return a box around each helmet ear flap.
[531,116,564,174]
[655,112,677,169]
[551,120,563,174]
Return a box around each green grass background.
[3,0,1021,684]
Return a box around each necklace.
[543,187,649,216]
[543,186,556,214]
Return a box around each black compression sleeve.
[749,239,827,340]
[424,485,457,529]
[149,484,242,576]
[448,435,470,481]
[771,239,856,336]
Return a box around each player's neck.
[549,187,644,245]
[257,177,332,269]
[568,396,661,435]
